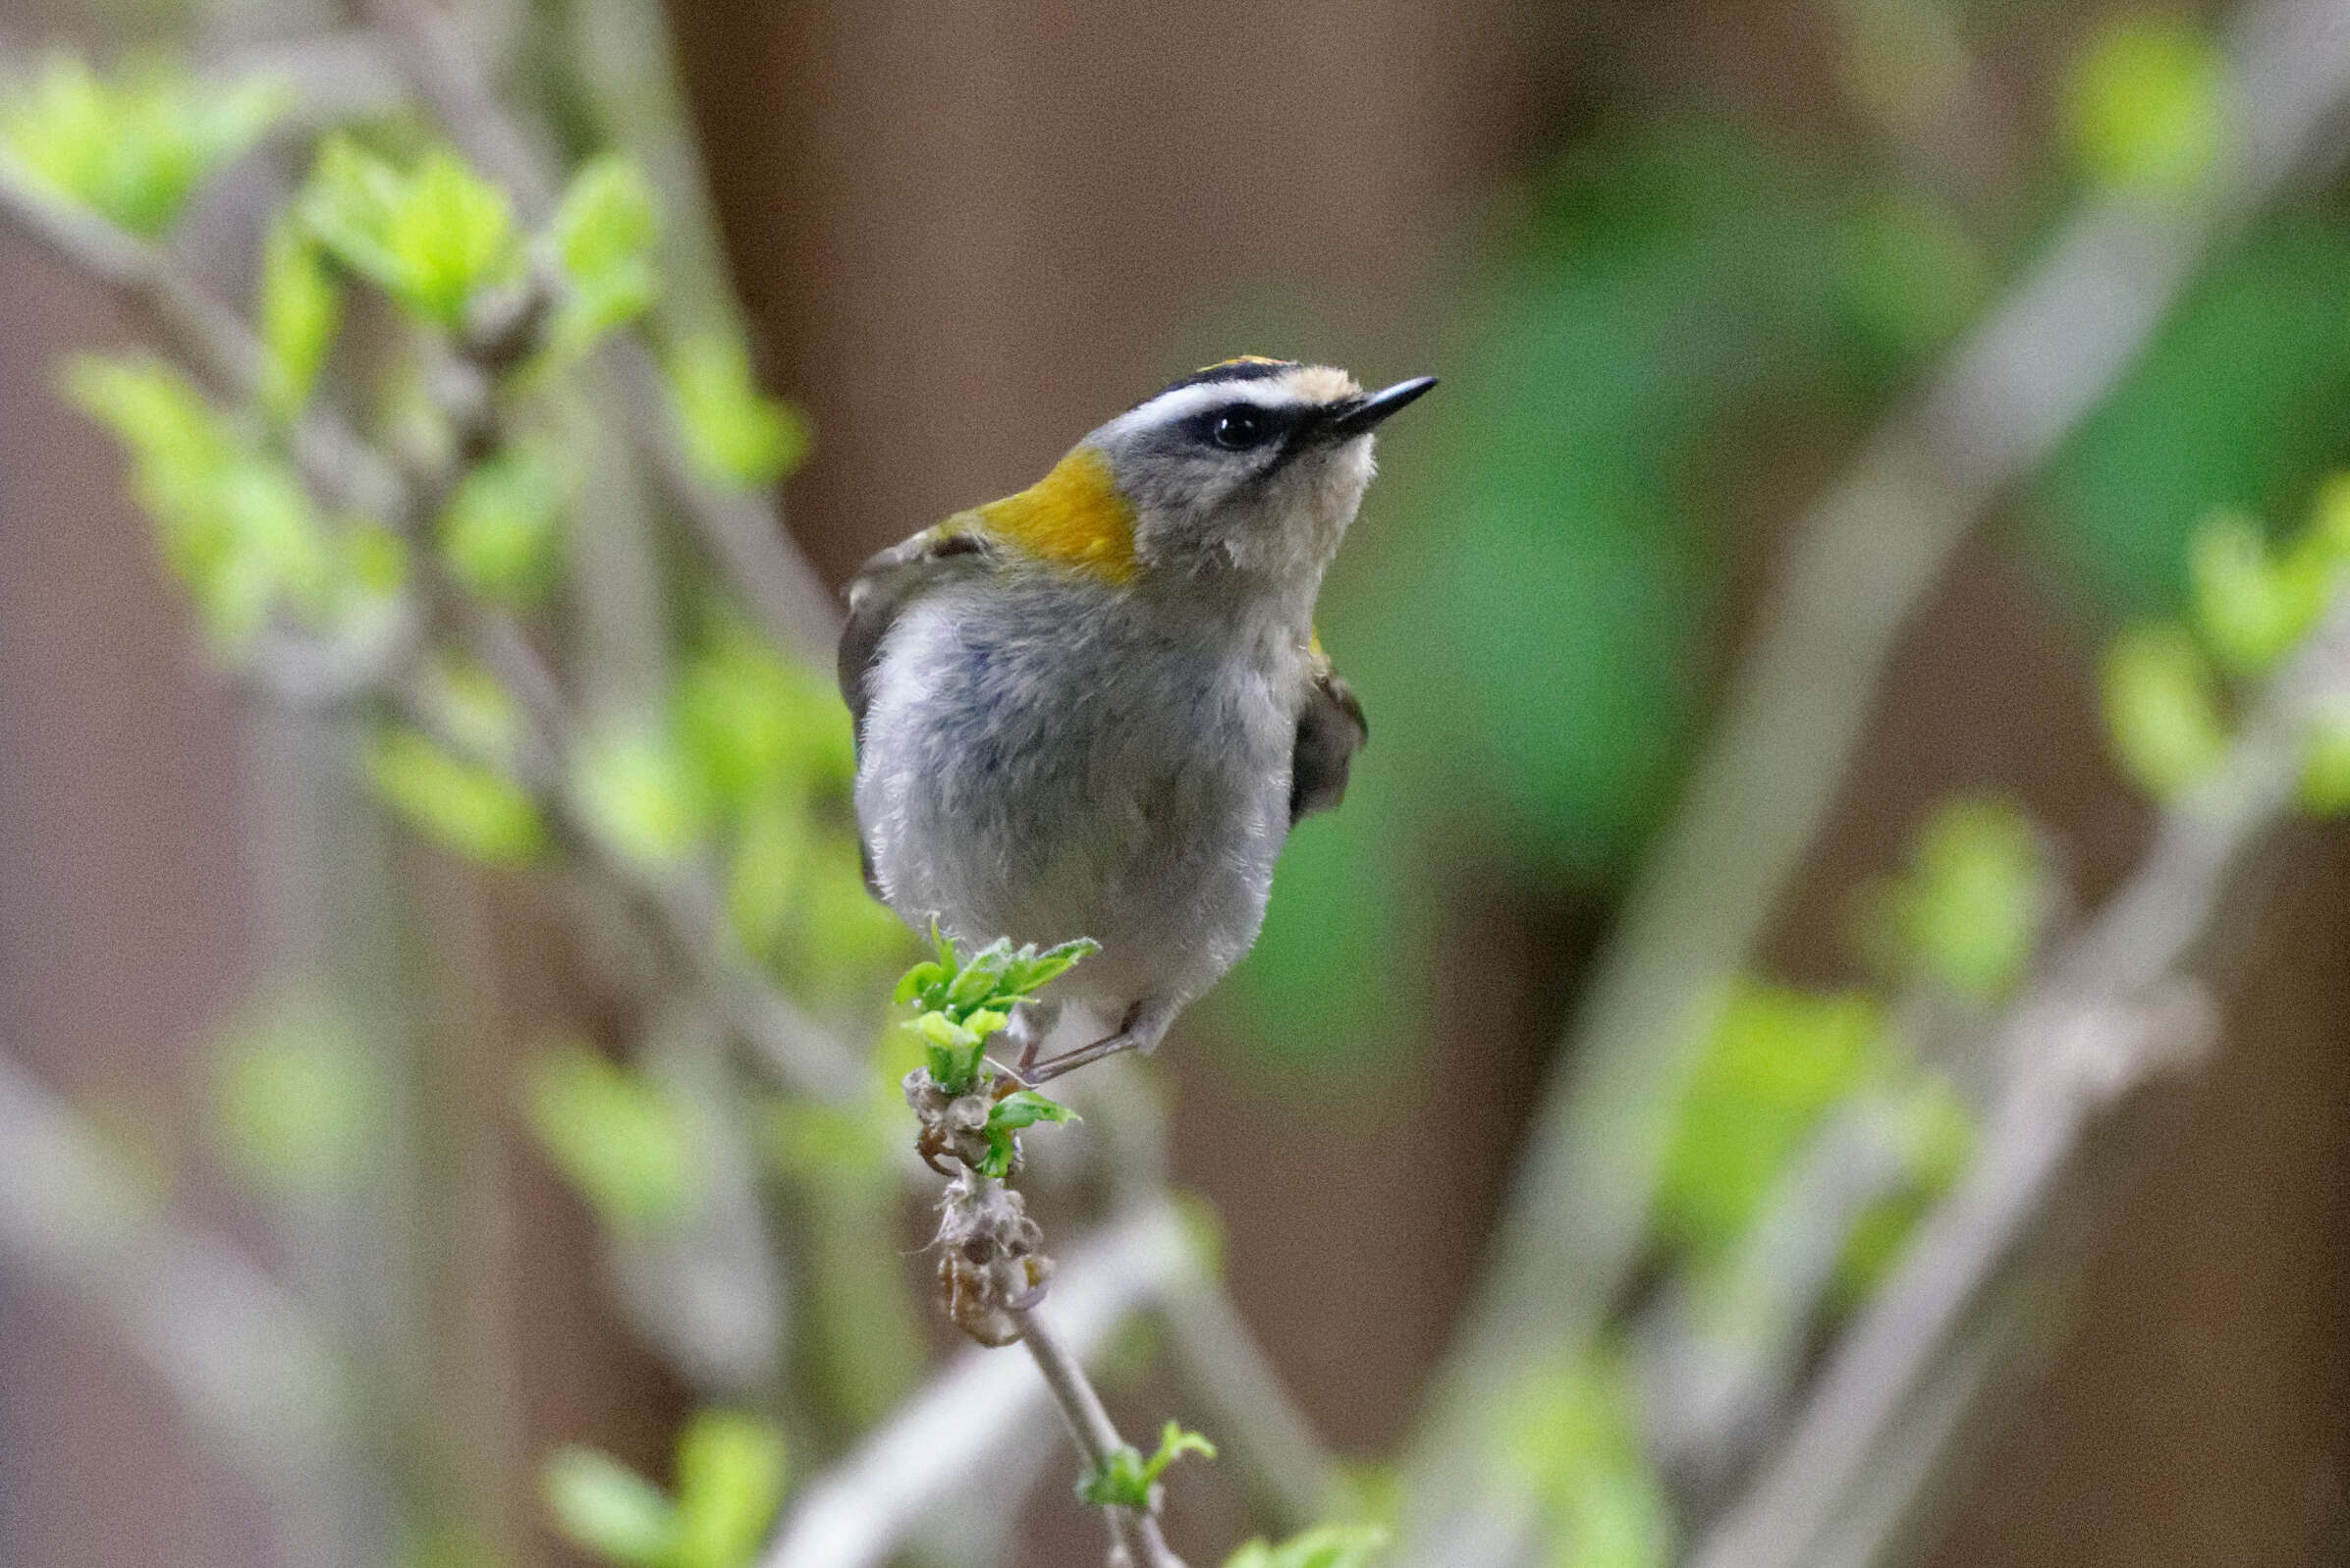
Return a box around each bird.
[839,357,1436,1083]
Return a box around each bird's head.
[973,357,1436,592]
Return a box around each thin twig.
[1160,1272,1340,1529]
[1020,1307,1188,1568]
[764,1203,1194,1568]
[1397,1,2350,1555]
[356,0,844,663]
[1632,1089,1922,1501]
[1687,582,2350,1567]
[0,155,406,519]
[0,145,865,1102]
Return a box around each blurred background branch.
[6,0,2350,1564]
[1400,0,2350,1557]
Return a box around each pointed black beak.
[1323,375,1438,440]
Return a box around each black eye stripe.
[1188,402,1295,452]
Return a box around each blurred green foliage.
[257,213,344,421]
[2104,481,2350,804]
[669,335,811,491]
[1860,796,2052,1003]
[367,724,547,865]
[763,1094,923,1430]
[208,994,380,1201]
[2301,714,2350,815]
[2104,622,2230,799]
[524,1039,702,1232]
[552,154,663,358]
[1503,1352,1671,1568]
[0,55,284,237]
[572,722,715,869]
[65,355,398,649]
[1657,985,1885,1267]
[2063,17,2226,198]
[438,446,566,605]
[1659,971,1975,1304]
[676,625,907,1003]
[2037,224,2350,613]
[544,1409,788,1568]
[1222,1525,1391,1568]
[301,138,521,332]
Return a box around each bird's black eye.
[1210,406,1268,450]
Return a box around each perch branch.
[1399,0,2350,1555]
[764,1202,1193,1568]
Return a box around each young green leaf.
[541,1445,677,1568]
[0,55,285,237]
[671,1410,789,1568]
[1223,1525,1392,1568]
[572,724,713,869]
[299,138,410,288]
[300,138,519,330]
[256,214,342,421]
[438,447,564,605]
[523,1040,702,1231]
[366,725,546,865]
[391,151,519,330]
[978,1088,1077,1177]
[1889,796,2050,1003]
[2064,17,2226,198]
[552,154,661,357]
[413,656,528,771]
[675,627,853,810]
[208,995,377,1201]
[2188,511,2325,676]
[1502,1354,1672,1568]
[892,962,947,1005]
[669,335,809,490]
[1077,1421,1217,1509]
[2300,711,2350,817]
[1657,982,1886,1266]
[2103,622,2230,800]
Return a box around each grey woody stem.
[1018,1307,1189,1568]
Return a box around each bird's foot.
[1001,999,1175,1088]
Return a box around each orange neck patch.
[978,447,1138,584]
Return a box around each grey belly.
[857,635,1290,1006]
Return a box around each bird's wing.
[837,520,996,754]
[1289,644,1368,825]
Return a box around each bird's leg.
[1007,998,1063,1075]
[1014,999,1178,1087]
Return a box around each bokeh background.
[3,0,2348,1565]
